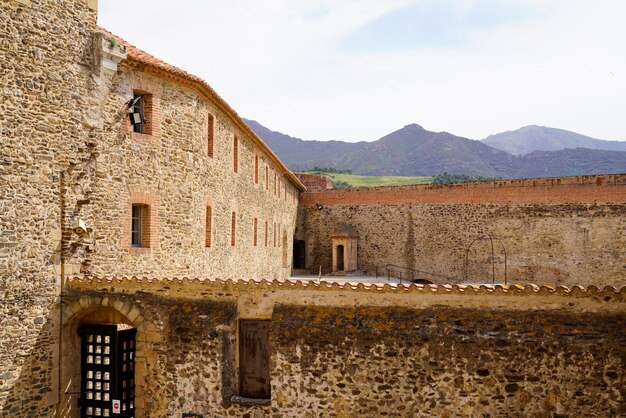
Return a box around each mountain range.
[244,119,626,179]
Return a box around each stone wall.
[1,1,301,415]
[66,50,301,280]
[298,174,626,287]
[0,0,98,415]
[59,277,626,417]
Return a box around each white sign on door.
[112,399,121,414]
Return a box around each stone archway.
[59,296,153,418]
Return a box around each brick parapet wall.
[294,172,333,192]
[301,173,626,205]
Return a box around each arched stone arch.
[59,295,154,418]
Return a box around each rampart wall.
[299,174,626,286]
[56,277,626,417]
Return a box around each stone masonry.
[299,174,626,287]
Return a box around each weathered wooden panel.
[239,320,270,399]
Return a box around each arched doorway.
[336,245,345,271]
[61,303,147,418]
[331,224,359,273]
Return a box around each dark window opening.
[231,211,236,246]
[131,93,144,134]
[239,320,270,399]
[207,113,214,158]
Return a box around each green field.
[322,173,433,188]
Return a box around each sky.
[98,0,626,143]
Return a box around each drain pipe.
[57,170,66,417]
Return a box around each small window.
[284,183,287,201]
[273,222,276,247]
[231,211,236,246]
[233,135,239,173]
[254,155,259,184]
[253,217,258,246]
[239,320,270,399]
[273,173,277,196]
[264,220,268,247]
[207,113,215,158]
[205,206,212,248]
[131,205,142,247]
[282,229,289,267]
[265,166,269,191]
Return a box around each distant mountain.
[246,120,626,179]
[317,124,513,177]
[483,125,626,155]
[243,119,367,169]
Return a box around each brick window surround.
[254,154,259,184]
[205,206,212,248]
[129,83,161,141]
[253,217,258,246]
[123,188,160,254]
[207,113,215,158]
[233,135,239,173]
[231,211,237,246]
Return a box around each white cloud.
[98,0,626,142]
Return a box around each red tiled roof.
[97,26,305,191]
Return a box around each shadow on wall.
[0,297,59,417]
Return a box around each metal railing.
[378,264,455,284]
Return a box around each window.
[131,204,150,248]
[254,155,259,184]
[265,166,269,190]
[253,217,258,246]
[239,320,270,399]
[273,172,277,196]
[284,183,287,201]
[273,222,276,247]
[207,113,214,158]
[131,205,142,247]
[233,135,239,173]
[282,229,289,267]
[264,220,268,247]
[231,211,236,246]
[131,91,153,135]
[205,206,212,248]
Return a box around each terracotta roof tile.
[67,276,626,299]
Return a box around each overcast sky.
[98,0,626,143]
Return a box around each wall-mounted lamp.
[73,219,88,237]
[127,95,143,126]
[316,204,324,210]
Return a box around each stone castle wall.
[68,51,300,280]
[1,0,98,415]
[0,1,300,415]
[299,174,626,287]
[59,278,626,417]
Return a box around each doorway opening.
[293,240,306,270]
[78,324,137,418]
[336,245,345,271]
